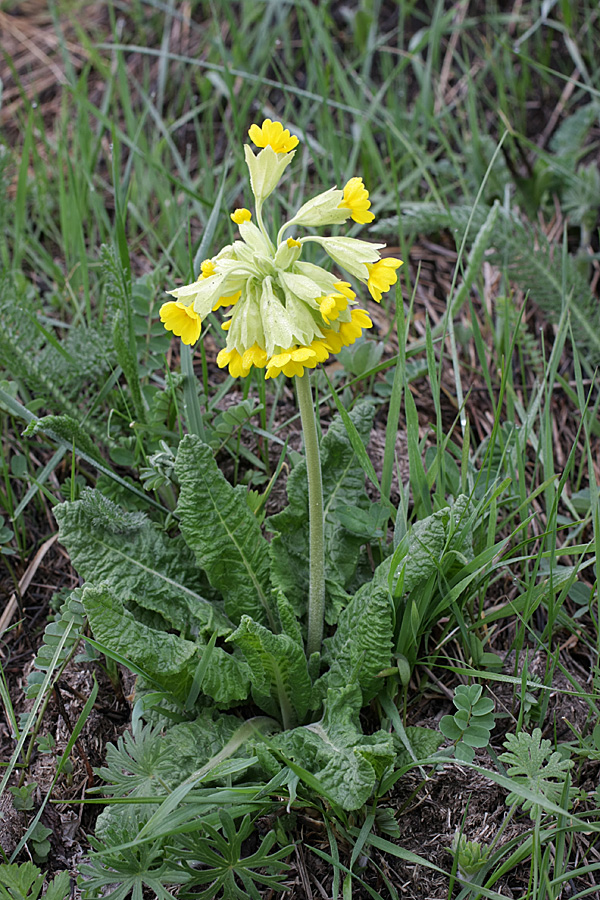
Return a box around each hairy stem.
[296,373,325,658]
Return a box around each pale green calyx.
[285,187,348,229]
[238,221,273,255]
[244,144,296,205]
[306,236,384,281]
[227,283,265,349]
[278,271,323,306]
[273,239,302,269]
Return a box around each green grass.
[1,1,600,897]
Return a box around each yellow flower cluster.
[160,119,403,379]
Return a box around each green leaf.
[267,401,375,622]
[175,436,275,629]
[392,726,443,768]
[439,716,463,741]
[453,691,473,711]
[23,414,102,463]
[472,697,495,716]
[390,494,474,598]
[454,709,470,728]
[274,590,303,647]
[314,582,393,705]
[228,615,311,728]
[499,728,574,818]
[462,725,492,749]
[81,584,249,707]
[55,490,229,637]
[97,713,243,807]
[268,684,394,810]
[43,871,70,900]
[455,742,475,764]
[82,584,197,700]
[0,863,44,900]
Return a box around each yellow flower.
[333,281,356,300]
[159,301,202,346]
[366,257,403,302]
[319,292,348,325]
[231,208,252,225]
[242,343,268,370]
[248,118,299,154]
[339,308,373,346]
[322,329,344,354]
[287,237,301,248]
[322,309,373,352]
[216,348,252,378]
[265,345,317,379]
[310,339,330,364]
[212,291,242,311]
[200,259,216,278]
[222,320,231,330]
[338,177,375,224]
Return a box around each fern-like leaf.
[499,728,573,818]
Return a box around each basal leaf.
[55,490,229,637]
[392,726,443,768]
[313,580,393,705]
[175,436,275,629]
[267,401,375,622]
[267,684,394,810]
[228,615,311,728]
[81,584,249,707]
[82,584,198,703]
[275,590,303,647]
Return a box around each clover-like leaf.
[439,684,495,762]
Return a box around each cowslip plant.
[49,120,451,897]
[160,118,402,656]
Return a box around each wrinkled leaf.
[82,584,249,707]
[314,581,393,705]
[228,615,311,727]
[392,726,443,768]
[391,494,474,598]
[55,490,229,637]
[176,436,274,629]
[266,684,394,810]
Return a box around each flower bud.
[273,239,302,270]
[244,144,295,204]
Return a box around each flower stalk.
[296,372,325,658]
